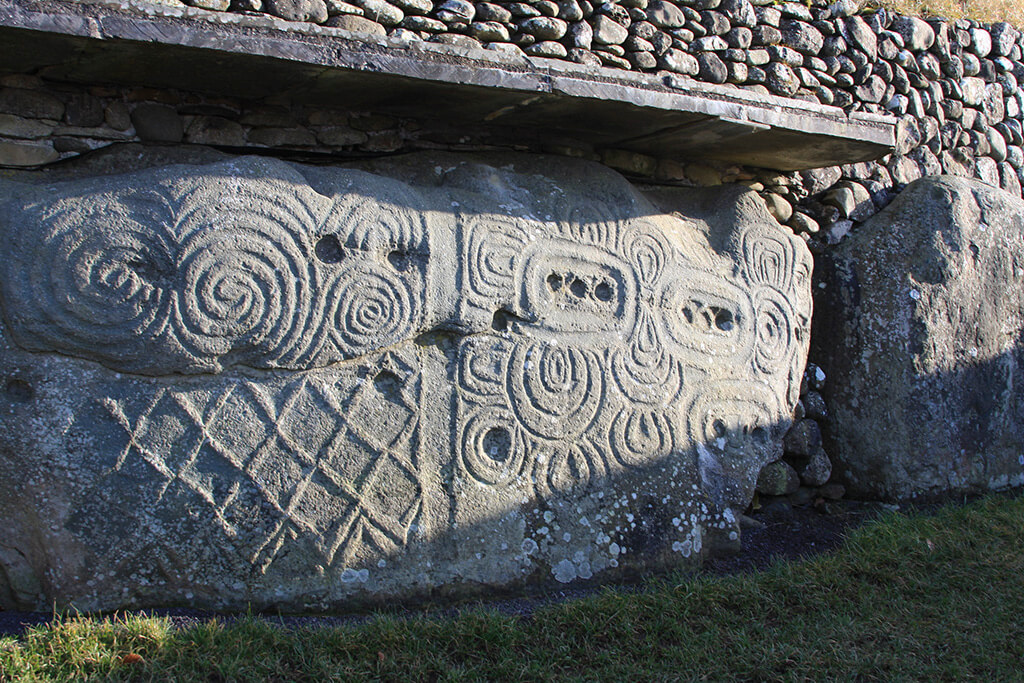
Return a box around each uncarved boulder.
[0,152,811,611]
[815,176,1024,501]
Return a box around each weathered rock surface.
[0,152,811,611]
[816,176,1024,501]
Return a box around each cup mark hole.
[315,235,345,264]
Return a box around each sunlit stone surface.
[0,153,810,611]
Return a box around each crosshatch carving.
[0,155,812,610]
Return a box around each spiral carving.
[507,343,602,440]
[176,222,308,364]
[3,192,179,370]
[324,262,416,358]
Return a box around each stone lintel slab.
[0,0,896,171]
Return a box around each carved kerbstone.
[0,154,811,611]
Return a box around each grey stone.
[802,390,826,419]
[391,0,432,13]
[186,0,231,9]
[697,52,729,83]
[798,448,832,487]
[721,0,756,29]
[701,10,731,36]
[0,152,810,611]
[764,62,800,97]
[751,25,781,46]
[783,418,821,457]
[592,14,629,44]
[787,211,819,234]
[627,50,658,70]
[693,35,728,51]
[558,0,584,22]
[567,47,602,66]
[658,48,699,75]
[969,27,992,58]
[780,20,823,55]
[185,116,247,146]
[756,461,800,496]
[726,27,752,49]
[397,14,444,30]
[890,16,934,52]
[525,41,569,58]
[130,104,184,143]
[960,77,986,106]
[436,0,475,22]
[351,0,404,26]
[469,21,510,41]
[315,126,369,147]
[841,15,875,61]
[475,2,512,22]
[761,192,792,222]
[0,113,54,139]
[990,23,1019,57]
[646,0,684,29]
[265,0,329,22]
[801,165,841,194]
[521,16,568,40]
[0,87,64,121]
[63,94,106,128]
[326,13,388,32]
[569,20,594,48]
[0,140,59,167]
[817,176,1024,500]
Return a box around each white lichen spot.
[521,538,539,555]
[573,551,586,563]
[553,559,577,583]
[341,568,360,584]
[563,532,572,542]
[577,561,593,580]
[378,559,387,568]
[909,289,921,300]
[544,511,555,523]
[729,531,738,541]
[609,542,621,556]
[537,526,549,536]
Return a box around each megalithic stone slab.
[815,176,1024,501]
[0,153,811,611]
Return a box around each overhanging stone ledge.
[0,0,896,171]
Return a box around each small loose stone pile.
[756,362,845,512]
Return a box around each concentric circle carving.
[507,343,602,440]
[460,408,526,486]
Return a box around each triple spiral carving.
[1,172,425,374]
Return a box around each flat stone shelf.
[0,0,896,170]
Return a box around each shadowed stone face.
[0,154,811,611]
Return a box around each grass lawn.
[1,494,1022,681]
